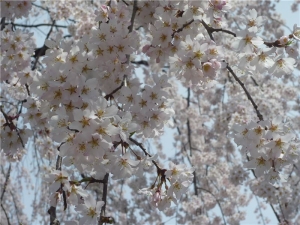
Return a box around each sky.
[8,0,300,224]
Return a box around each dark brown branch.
[1,17,5,30]
[48,206,60,225]
[131,60,149,66]
[32,2,50,12]
[1,100,26,148]
[201,19,237,41]
[212,27,237,37]
[186,88,197,195]
[129,137,162,171]
[172,19,194,38]
[173,117,198,195]
[46,20,57,40]
[270,203,281,223]
[1,164,11,202]
[104,75,127,100]
[128,0,137,33]
[200,20,215,41]
[226,64,264,121]
[250,76,260,87]
[100,173,109,225]
[200,19,290,50]
[264,40,286,48]
[122,0,129,6]
[187,120,192,154]
[55,156,62,171]
[129,137,151,157]
[32,20,56,70]
[8,23,67,28]
[74,176,106,186]
[25,83,30,96]
[62,190,67,211]
[1,203,11,225]
[33,45,49,59]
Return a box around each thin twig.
[1,164,11,202]
[32,2,50,12]
[122,0,129,6]
[197,187,227,225]
[172,19,194,38]
[270,203,281,222]
[250,76,260,87]
[129,137,163,171]
[8,23,67,28]
[104,75,127,100]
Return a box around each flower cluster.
[44,169,104,224]
[0,1,32,20]
[1,0,300,224]
[141,2,227,87]
[232,10,298,78]
[1,24,36,84]
[0,123,30,159]
[139,162,194,210]
[231,117,299,183]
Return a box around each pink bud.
[152,190,161,203]
[142,45,151,53]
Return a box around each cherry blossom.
[75,194,104,225]
[1,1,300,225]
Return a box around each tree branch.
[1,164,11,225]
[226,64,264,121]
[129,137,162,171]
[1,203,11,225]
[1,17,5,30]
[1,164,11,202]
[104,75,127,100]
[100,173,109,225]
[48,206,60,225]
[128,0,137,33]
[172,19,194,38]
[32,20,56,70]
[8,23,67,28]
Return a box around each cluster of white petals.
[1,0,300,224]
[231,118,299,183]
